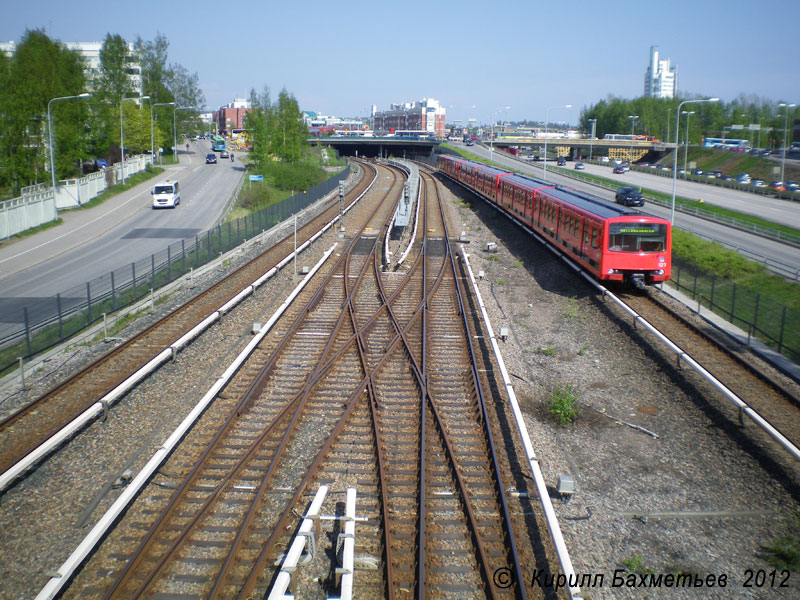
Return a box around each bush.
[547,384,580,426]
[264,160,326,191]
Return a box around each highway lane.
[0,138,244,334]
[574,161,800,229]
[459,143,800,277]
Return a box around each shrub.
[547,384,580,426]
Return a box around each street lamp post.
[174,106,197,164]
[628,115,638,164]
[587,118,597,160]
[120,95,149,184]
[671,98,719,223]
[151,101,175,163]
[489,106,510,163]
[47,93,91,205]
[681,110,695,174]
[779,102,796,185]
[543,104,572,180]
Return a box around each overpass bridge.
[310,136,438,159]
[487,136,678,162]
[309,135,678,163]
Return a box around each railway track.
[0,163,375,486]
[51,162,555,599]
[619,288,800,456]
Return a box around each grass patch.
[547,384,580,426]
[0,217,63,246]
[765,513,800,570]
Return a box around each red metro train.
[437,154,671,288]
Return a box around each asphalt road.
[0,138,244,335]
[463,143,800,277]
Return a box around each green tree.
[274,89,305,163]
[245,86,274,173]
[135,33,172,104]
[0,29,86,194]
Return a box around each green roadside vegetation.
[227,146,345,222]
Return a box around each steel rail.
[103,166,401,599]
[434,169,527,599]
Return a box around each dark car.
[612,166,626,174]
[557,157,567,166]
[615,186,644,207]
[206,153,217,164]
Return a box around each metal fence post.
[131,262,136,298]
[151,254,156,289]
[111,271,116,310]
[57,293,63,339]
[753,294,760,336]
[167,245,172,283]
[710,276,716,312]
[778,306,787,353]
[23,307,31,358]
[195,234,200,268]
[730,283,736,322]
[182,239,186,274]
[86,281,92,325]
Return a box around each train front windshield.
[608,223,667,252]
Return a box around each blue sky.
[3,0,798,124]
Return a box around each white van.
[151,180,181,209]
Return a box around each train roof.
[440,154,646,220]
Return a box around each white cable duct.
[35,244,339,600]
[1,168,377,494]
[460,246,583,600]
[267,485,329,600]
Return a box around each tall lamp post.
[681,110,695,174]
[587,118,597,160]
[779,102,796,185]
[151,101,175,163]
[627,115,638,164]
[47,93,92,203]
[543,104,571,180]
[489,106,510,163]
[120,95,149,184]
[671,98,719,223]
[174,106,197,164]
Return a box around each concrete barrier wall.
[1,155,153,239]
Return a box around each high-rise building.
[644,46,677,99]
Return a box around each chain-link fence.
[671,257,799,362]
[0,165,350,374]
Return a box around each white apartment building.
[644,46,677,99]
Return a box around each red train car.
[437,154,671,288]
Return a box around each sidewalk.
[0,159,183,283]
[659,282,800,383]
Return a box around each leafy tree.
[245,86,274,174]
[0,29,86,194]
[135,33,172,104]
